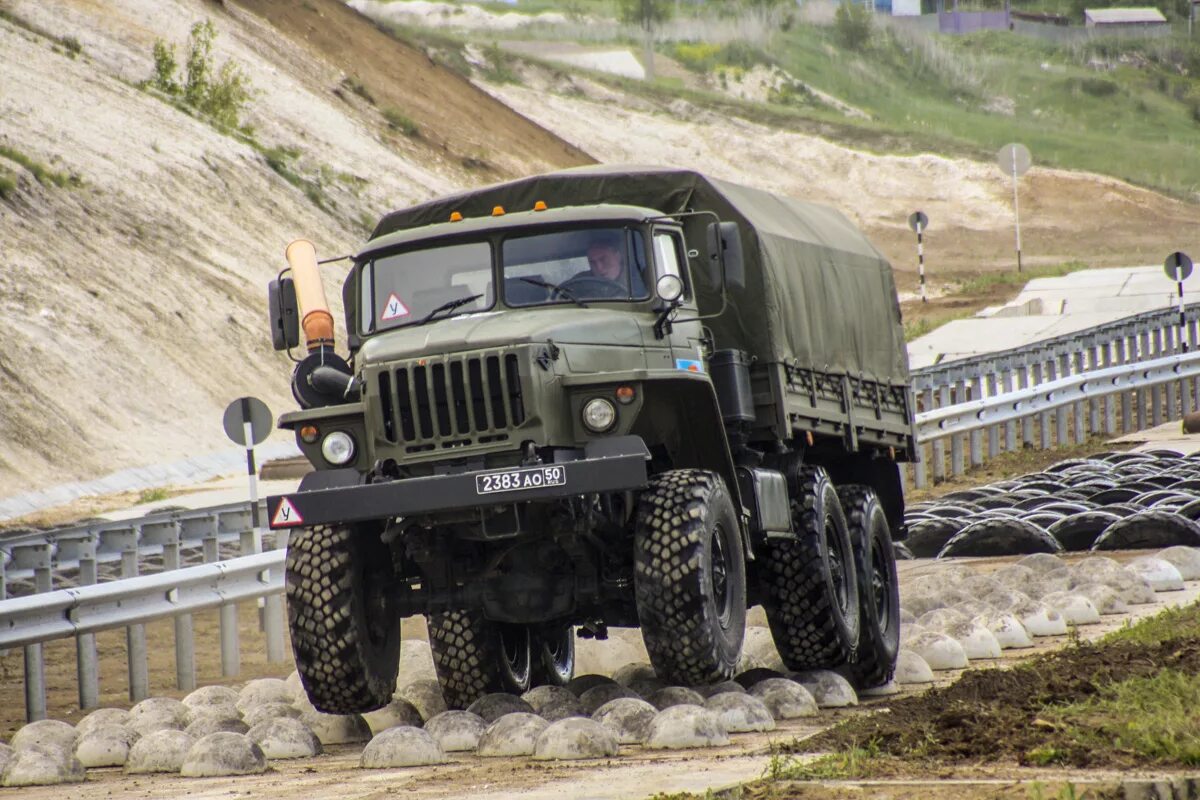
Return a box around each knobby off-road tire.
[285,523,401,714]
[763,465,860,671]
[428,611,533,710]
[634,469,747,686]
[837,485,900,689]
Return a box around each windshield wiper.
[418,293,484,325]
[518,277,589,309]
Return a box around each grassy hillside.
[384,0,1200,198]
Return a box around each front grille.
[378,352,526,451]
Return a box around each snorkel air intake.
[285,239,354,408]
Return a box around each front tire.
[428,611,533,709]
[838,485,900,689]
[285,523,401,714]
[634,469,747,686]
[763,465,860,671]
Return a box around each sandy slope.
[0,0,587,497]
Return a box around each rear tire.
[531,623,575,687]
[428,611,533,709]
[285,522,401,714]
[838,485,900,689]
[763,465,860,671]
[634,469,747,686]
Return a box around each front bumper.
[266,436,650,530]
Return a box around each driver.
[570,231,644,299]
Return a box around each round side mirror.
[656,274,684,303]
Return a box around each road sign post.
[222,397,273,535]
[997,143,1032,273]
[908,211,930,302]
[1165,252,1194,352]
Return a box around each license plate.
[475,465,567,495]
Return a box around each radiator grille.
[379,353,525,451]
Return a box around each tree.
[834,1,873,51]
[619,0,673,81]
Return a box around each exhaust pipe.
[284,239,352,408]
[285,239,335,353]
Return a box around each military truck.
[265,166,915,713]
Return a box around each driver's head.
[586,232,624,282]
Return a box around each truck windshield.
[361,240,494,333]
[502,227,649,306]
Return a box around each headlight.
[320,431,356,465]
[582,398,617,433]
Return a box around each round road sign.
[223,396,273,446]
[908,211,929,233]
[1165,251,1194,282]
[997,143,1032,177]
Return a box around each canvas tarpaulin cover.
[374,165,910,386]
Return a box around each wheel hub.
[711,525,732,627]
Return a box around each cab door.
[646,226,707,375]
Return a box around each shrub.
[148,20,252,131]
[834,1,873,51]
[0,173,15,199]
[382,107,419,137]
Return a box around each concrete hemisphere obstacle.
[360,726,447,768]
[1,747,85,787]
[1017,553,1067,574]
[790,670,858,708]
[242,702,302,728]
[916,608,969,632]
[184,685,240,709]
[579,683,641,714]
[185,715,249,739]
[1070,582,1130,615]
[466,693,535,723]
[237,678,294,712]
[566,674,619,697]
[740,626,786,672]
[128,712,183,738]
[944,621,1002,659]
[298,708,372,745]
[894,650,934,685]
[1071,556,1125,584]
[1155,546,1200,580]
[1100,568,1158,605]
[125,730,195,774]
[612,662,656,687]
[477,713,550,757]
[424,710,487,752]
[1040,592,1102,625]
[284,670,304,700]
[0,744,12,775]
[905,631,969,670]
[648,686,706,710]
[77,708,131,736]
[977,611,1033,649]
[396,678,449,722]
[642,705,730,750]
[627,676,668,699]
[702,693,775,733]
[1011,599,1068,636]
[591,698,659,744]
[747,678,818,719]
[952,599,995,620]
[180,732,266,777]
[1126,556,1185,591]
[532,718,619,761]
[363,698,424,734]
[247,718,323,760]
[522,685,586,720]
[693,680,746,698]
[74,725,137,768]
[186,702,242,726]
[130,697,188,727]
[11,719,78,754]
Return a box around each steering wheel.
[557,275,628,300]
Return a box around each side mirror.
[268,277,300,351]
[705,221,746,292]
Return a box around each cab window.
[359,240,494,334]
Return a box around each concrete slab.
[909,265,1200,368]
[1110,419,1200,455]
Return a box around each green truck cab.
[266,166,916,712]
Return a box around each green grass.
[951,259,1089,295]
[1103,600,1200,646]
[0,173,15,199]
[382,107,420,136]
[0,145,81,189]
[764,742,887,781]
[135,488,170,504]
[1046,669,1200,765]
[259,145,336,213]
